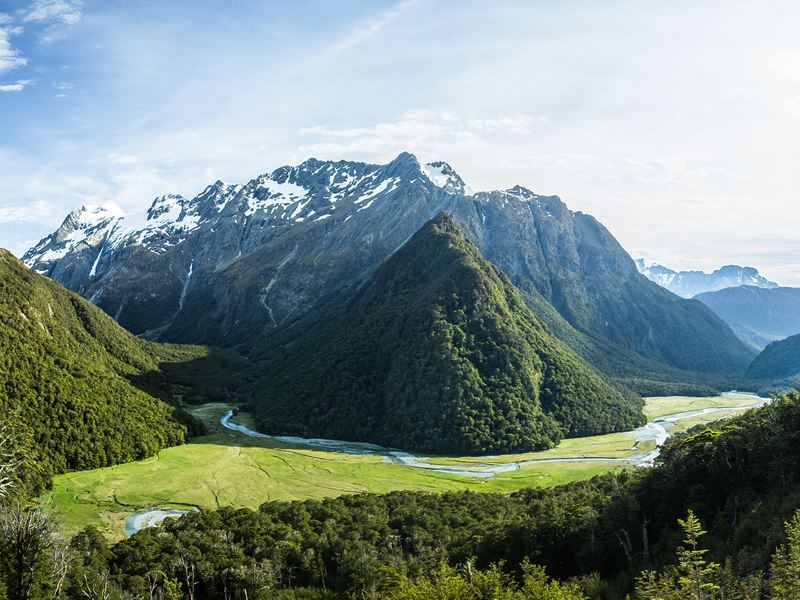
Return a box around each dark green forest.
[252,213,644,455]
[4,391,800,598]
[0,249,217,493]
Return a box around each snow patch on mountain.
[421,161,471,195]
[355,177,399,204]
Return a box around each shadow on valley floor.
[125,345,255,437]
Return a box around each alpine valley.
[24,153,754,395]
[5,152,800,599]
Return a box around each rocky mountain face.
[696,286,800,351]
[635,260,778,298]
[26,152,753,378]
[254,213,644,454]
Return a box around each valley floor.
[41,393,765,541]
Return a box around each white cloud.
[0,25,26,73]
[298,110,549,167]
[23,0,82,25]
[0,78,32,92]
[107,153,141,165]
[50,80,72,96]
[771,51,800,83]
[0,201,53,223]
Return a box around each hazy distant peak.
[636,259,778,297]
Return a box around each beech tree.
[0,423,19,500]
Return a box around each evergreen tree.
[770,509,800,599]
[636,511,721,600]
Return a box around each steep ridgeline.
[636,259,778,298]
[696,286,800,351]
[0,249,202,493]
[746,333,800,383]
[25,153,753,380]
[254,214,644,455]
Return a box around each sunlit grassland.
[42,394,763,541]
[644,392,762,420]
[42,403,618,540]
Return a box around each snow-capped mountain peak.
[421,161,471,195]
[146,194,188,222]
[22,153,515,322]
[79,201,125,222]
[23,154,484,280]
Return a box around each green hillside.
[253,213,644,455]
[0,249,211,493]
[746,332,800,383]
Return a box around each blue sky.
[2,1,800,282]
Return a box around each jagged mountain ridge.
[635,259,778,298]
[254,213,644,454]
[26,152,754,378]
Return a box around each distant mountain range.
[635,259,778,298]
[25,153,753,398]
[695,286,800,351]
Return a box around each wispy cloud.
[50,79,72,96]
[0,1,82,92]
[0,201,53,223]
[0,24,26,73]
[23,0,82,25]
[299,110,548,163]
[0,78,32,91]
[311,0,416,64]
[771,50,800,83]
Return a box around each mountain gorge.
[254,213,644,454]
[25,153,754,392]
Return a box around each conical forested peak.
[390,211,468,258]
[360,211,501,311]
[255,215,644,455]
[419,210,461,235]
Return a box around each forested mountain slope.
[254,213,644,454]
[0,249,205,493]
[746,332,800,382]
[696,285,800,351]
